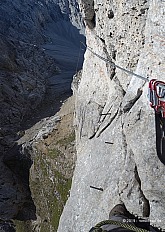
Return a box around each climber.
[89,203,161,232]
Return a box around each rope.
[80,42,149,83]
[91,220,149,232]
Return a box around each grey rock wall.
[54,0,85,31]
[58,0,165,231]
[79,0,95,29]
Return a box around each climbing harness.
[149,79,165,164]
[81,42,165,165]
[148,79,165,118]
[90,219,149,232]
[154,112,165,164]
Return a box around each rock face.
[16,96,76,232]
[58,0,165,231]
[0,0,84,228]
[0,1,57,224]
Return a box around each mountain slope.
[0,0,84,230]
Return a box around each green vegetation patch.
[17,130,75,232]
[46,170,72,231]
[48,148,62,159]
[56,132,75,146]
[28,151,72,232]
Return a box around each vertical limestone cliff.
[58,0,165,231]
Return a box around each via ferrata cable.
[80,41,149,83]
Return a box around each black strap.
[89,228,102,232]
[155,112,165,165]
